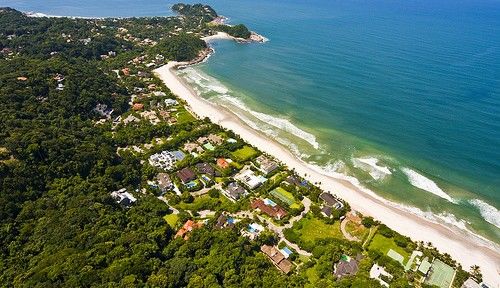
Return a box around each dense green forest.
[0,5,479,288]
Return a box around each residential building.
[214,214,235,230]
[251,198,287,220]
[236,169,266,190]
[157,173,173,192]
[260,245,293,274]
[255,155,279,175]
[320,192,344,210]
[165,98,179,107]
[195,162,215,176]
[175,220,202,240]
[149,151,178,170]
[111,188,137,206]
[223,182,247,201]
[370,264,393,287]
[197,136,209,144]
[241,223,264,240]
[217,158,230,169]
[176,167,197,184]
[334,254,362,278]
[184,142,204,154]
[321,206,333,218]
[207,133,223,145]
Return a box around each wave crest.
[469,199,500,229]
[401,168,457,203]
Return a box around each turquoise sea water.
[5,0,499,244]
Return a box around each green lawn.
[270,187,295,206]
[368,234,410,261]
[163,214,179,227]
[231,146,258,162]
[293,215,343,243]
[175,110,196,123]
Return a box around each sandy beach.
[154,62,500,285]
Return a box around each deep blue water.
[4,0,499,242]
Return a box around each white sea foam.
[401,167,457,203]
[247,110,319,149]
[469,199,500,229]
[183,68,320,149]
[353,157,392,180]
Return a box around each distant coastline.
[154,37,500,284]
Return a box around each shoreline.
[154,61,500,285]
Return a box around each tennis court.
[425,259,456,288]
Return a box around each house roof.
[320,192,342,208]
[175,220,202,239]
[321,206,333,217]
[334,255,361,278]
[176,167,196,183]
[251,198,287,219]
[195,162,215,176]
[226,182,247,200]
[157,173,172,190]
[217,158,229,169]
[261,245,293,274]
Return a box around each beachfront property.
[370,264,393,287]
[176,167,197,184]
[423,259,456,288]
[334,254,362,279]
[461,278,481,288]
[241,223,265,240]
[286,175,308,187]
[164,98,178,107]
[255,155,279,175]
[156,173,173,192]
[149,150,184,170]
[319,192,344,210]
[251,198,287,220]
[235,169,267,190]
[260,245,293,274]
[321,206,333,218]
[110,188,137,206]
[223,182,248,201]
[175,220,202,240]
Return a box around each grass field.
[231,146,258,162]
[368,234,410,261]
[163,214,179,227]
[270,187,295,206]
[345,220,369,241]
[175,110,196,123]
[293,215,343,243]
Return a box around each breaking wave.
[401,168,457,203]
[353,157,392,180]
[181,67,320,149]
[469,199,500,229]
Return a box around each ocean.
[5,0,499,245]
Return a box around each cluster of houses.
[183,133,224,157]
